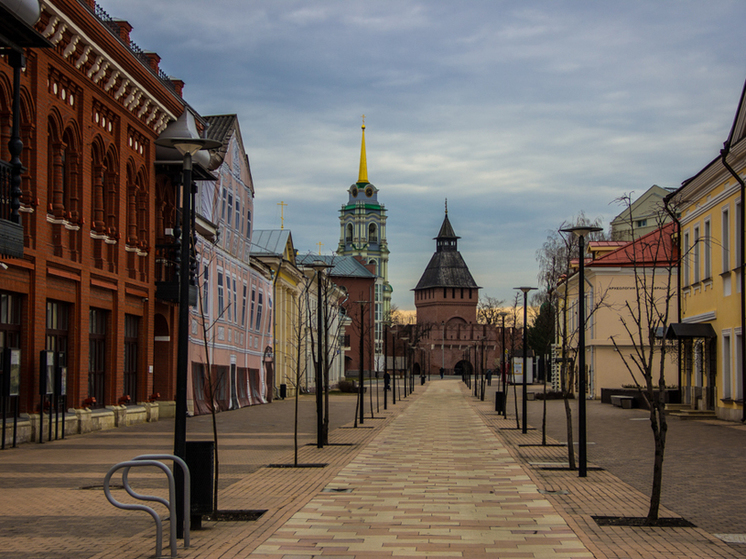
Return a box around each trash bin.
[185,440,214,527]
[279,383,287,399]
[495,391,505,413]
[420,375,425,385]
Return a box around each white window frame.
[703,217,711,281]
[722,206,730,274]
[693,225,700,284]
[723,330,732,399]
[683,230,690,286]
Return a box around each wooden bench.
[610,395,635,409]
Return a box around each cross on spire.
[277,201,287,229]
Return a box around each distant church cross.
[277,201,287,230]
[362,114,365,127]
[317,241,324,255]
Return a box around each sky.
[103,0,746,310]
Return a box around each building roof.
[414,251,480,290]
[589,222,677,267]
[204,114,237,145]
[251,229,293,257]
[297,254,376,279]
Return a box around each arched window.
[369,223,377,243]
[346,223,353,243]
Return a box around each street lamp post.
[307,260,333,447]
[514,287,537,434]
[356,301,370,425]
[498,311,509,417]
[155,110,221,534]
[561,226,602,477]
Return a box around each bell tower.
[338,118,390,365]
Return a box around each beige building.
[557,224,678,398]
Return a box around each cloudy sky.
[104,0,746,310]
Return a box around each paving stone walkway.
[2,380,743,558]
[251,381,592,558]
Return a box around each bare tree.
[194,245,233,512]
[477,295,506,325]
[608,194,679,524]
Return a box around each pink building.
[187,114,273,415]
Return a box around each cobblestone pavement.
[505,383,746,543]
[1,380,744,558]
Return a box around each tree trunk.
[211,409,219,512]
[645,400,667,524]
[563,395,576,470]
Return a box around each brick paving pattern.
[1,381,745,558]
[253,381,590,558]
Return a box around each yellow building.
[251,230,306,398]
[667,77,746,421]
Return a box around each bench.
[610,395,635,409]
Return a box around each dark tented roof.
[414,251,479,290]
[436,214,458,240]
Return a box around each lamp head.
[155,110,221,155]
[560,225,603,239]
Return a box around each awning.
[665,323,717,340]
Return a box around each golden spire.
[358,115,368,184]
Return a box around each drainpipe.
[663,193,683,399]
[720,141,746,423]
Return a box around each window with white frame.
[256,291,264,332]
[693,225,700,284]
[737,199,743,269]
[723,331,732,399]
[722,206,730,274]
[217,269,225,318]
[683,231,690,286]
[250,286,256,330]
[704,218,711,280]
[241,282,247,327]
[267,296,272,334]
[225,274,232,322]
[232,274,239,324]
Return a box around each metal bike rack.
[131,454,191,548]
[104,455,189,558]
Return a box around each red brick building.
[410,210,500,378]
[0,0,211,438]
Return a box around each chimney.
[170,78,184,97]
[112,20,133,46]
[144,52,160,73]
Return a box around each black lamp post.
[514,287,537,434]
[155,110,220,534]
[307,260,332,447]
[499,311,509,417]
[561,225,601,477]
[356,300,369,425]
